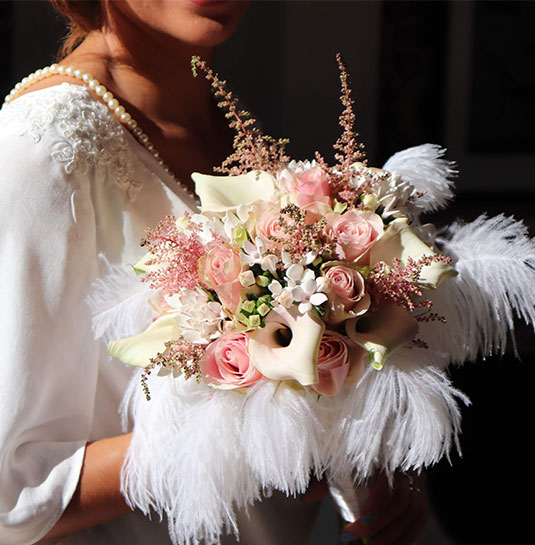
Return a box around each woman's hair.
[48,0,102,59]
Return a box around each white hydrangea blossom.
[375,172,419,218]
[165,288,226,344]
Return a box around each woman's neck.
[66,29,215,136]
[59,28,231,189]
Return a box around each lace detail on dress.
[0,83,142,201]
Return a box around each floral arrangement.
[109,55,456,399]
[98,55,535,545]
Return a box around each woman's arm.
[40,433,133,542]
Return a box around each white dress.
[0,83,321,545]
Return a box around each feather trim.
[326,350,469,483]
[121,349,468,545]
[240,381,331,495]
[420,214,535,363]
[121,374,261,545]
[382,144,457,214]
[87,253,153,342]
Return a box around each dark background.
[1,1,533,544]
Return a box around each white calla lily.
[369,217,457,288]
[344,302,418,369]
[249,306,325,385]
[192,171,277,214]
[107,314,180,368]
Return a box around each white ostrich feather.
[240,381,328,495]
[326,351,468,483]
[121,347,467,545]
[382,144,457,214]
[121,373,262,545]
[87,254,153,342]
[419,214,535,364]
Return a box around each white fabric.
[0,83,322,545]
[0,83,201,545]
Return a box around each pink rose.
[256,205,290,250]
[311,330,351,396]
[293,166,331,210]
[325,210,384,263]
[200,331,262,390]
[198,243,243,313]
[323,265,371,325]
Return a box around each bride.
[0,1,427,544]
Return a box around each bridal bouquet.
[98,55,535,545]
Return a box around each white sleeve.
[0,114,99,544]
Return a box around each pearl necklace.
[3,64,198,202]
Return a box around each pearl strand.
[3,64,198,202]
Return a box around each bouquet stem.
[327,472,374,545]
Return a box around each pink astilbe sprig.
[414,312,447,324]
[332,164,389,208]
[411,338,430,349]
[313,149,360,204]
[192,56,290,175]
[333,180,360,206]
[271,204,336,262]
[368,255,452,312]
[140,214,206,295]
[408,190,428,203]
[140,339,206,400]
[333,53,366,187]
[311,56,368,206]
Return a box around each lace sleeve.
[0,97,100,544]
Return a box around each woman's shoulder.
[0,82,140,198]
[1,82,113,141]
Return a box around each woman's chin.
[111,0,250,49]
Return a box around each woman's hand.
[340,470,429,545]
